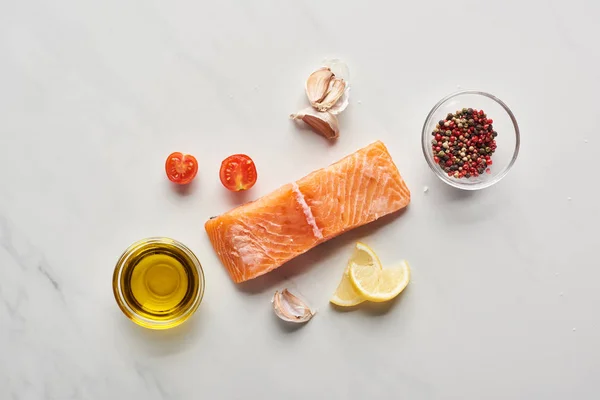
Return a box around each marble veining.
[1,0,599,399]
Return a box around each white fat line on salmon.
[291,182,323,239]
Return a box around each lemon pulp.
[331,242,410,305]
[330,242,383,306]
[349,260,411,302]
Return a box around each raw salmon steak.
[205,141,411,283]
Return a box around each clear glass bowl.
[112,237,205,330]
[421,90,520,190]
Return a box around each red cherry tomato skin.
[165,152,198,185]
[219,154,257,191]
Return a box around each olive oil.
[113,238,204,329]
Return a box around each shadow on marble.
[272,315,311,334]
[360,286,409,316]
[225,187,253,207]
[118,313,201,356]
[328,284,409,316]
[235,208,408,295]
[428,177,477,201]
[168,180,197,197]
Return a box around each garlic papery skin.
[290,108,339,140]
[322,58,350,82]
[272,289,315,324]
[321,59,351,114]
[328,84,350,115]
[305,67,334,106]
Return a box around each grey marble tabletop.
[1,1,599,399]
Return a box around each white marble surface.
[1,1,599,399]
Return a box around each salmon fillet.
[205,141,411,283]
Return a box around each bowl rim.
[112,236,205,330]
[421,89,520,190]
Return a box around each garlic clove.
[305,67,334,105]
[329,84,350,115]
[314,77,346,112]
[290,108,339,140]
[272,289,315,323]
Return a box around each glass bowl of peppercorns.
[421,90,520,190]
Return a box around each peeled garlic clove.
[290,108,339,140]
[305,67,334,105]
[329,84,350,115]
[272,289,315,323]
[314,77,346,112]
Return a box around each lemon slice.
[349,242,383,270]
[330,267,365,306]
[349,260,410,302]
[330,242,382,307]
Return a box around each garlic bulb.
[292,60,350,139]
[272,289,315,324]
[305,67,349,113]
[290,108,339,140]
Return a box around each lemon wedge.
[330,267,365,306]
[349,259,410,303]
[330,242,382,307]
[348,242,383,270]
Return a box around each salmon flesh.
[205,141,411,283]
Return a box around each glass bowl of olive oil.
[112,237,205,330]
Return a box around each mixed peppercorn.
[431,108,497,178]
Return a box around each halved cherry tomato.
[165,152,198,185]
[219,154,257,191]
